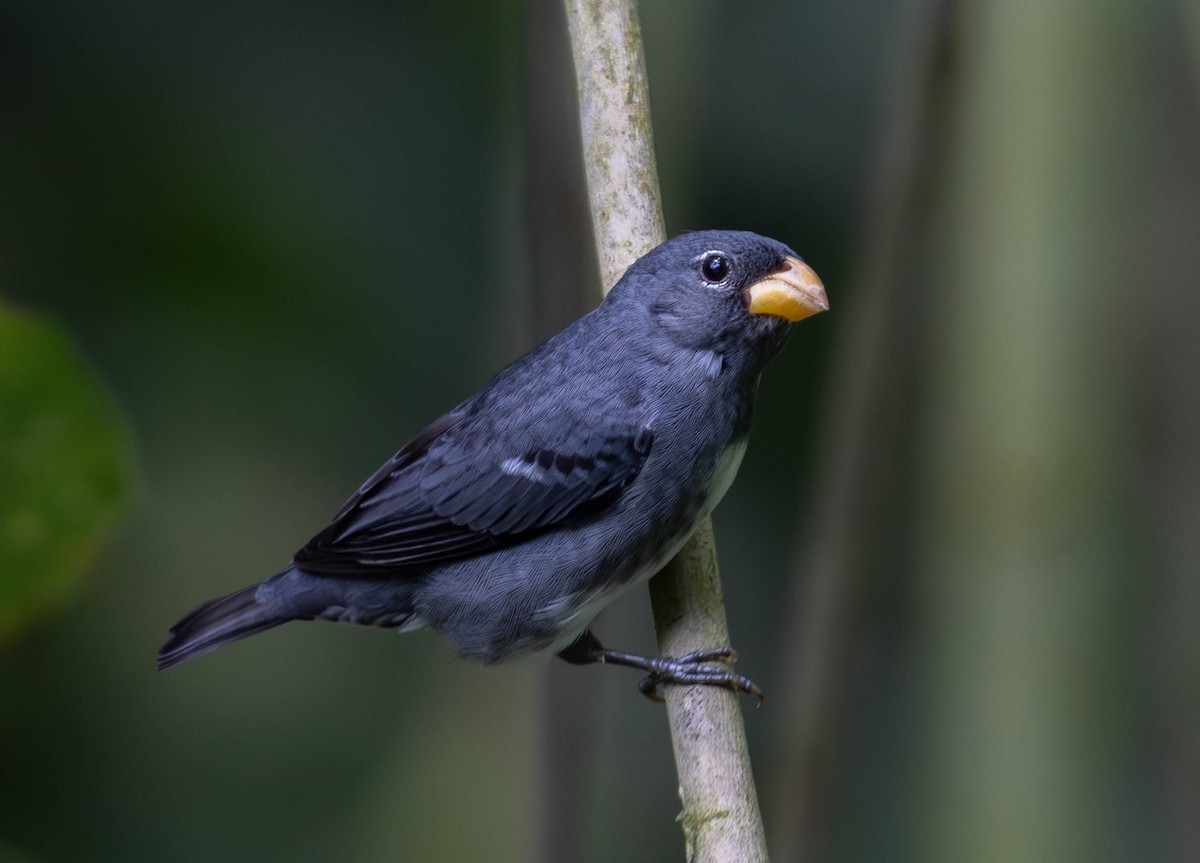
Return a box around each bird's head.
[608,230,828,360]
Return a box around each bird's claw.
[635,647,765,706]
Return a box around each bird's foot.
[602,645,765,705]
[633,647,765,705]
[557,631,765,704]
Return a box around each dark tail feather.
[157,584,291,671]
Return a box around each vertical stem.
[769,0,953,857]
[562,2,768,860]
[912,2,1142,859]
[563,0,664,286]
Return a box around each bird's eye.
[701,254,730,283]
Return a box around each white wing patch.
[499,456,551,483]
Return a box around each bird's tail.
[157,583,292,671]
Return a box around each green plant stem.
[562,1,768,860]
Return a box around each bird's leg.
[557,629,765,704]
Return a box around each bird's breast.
[705,434,749,516]
[533,433,750,656]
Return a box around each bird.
[158,230,827,700]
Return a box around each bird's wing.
[291,406,653,576]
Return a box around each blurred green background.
[3,0,1199,861]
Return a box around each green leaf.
[0,305,133,639]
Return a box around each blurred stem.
[524,1,603,861]
[768,0,953,858]
[563,1,768,861]
[912,1,1142,859]
[1187,0,1200,95]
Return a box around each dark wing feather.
[325,412,464,525]
[292,411,652,577]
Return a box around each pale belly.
[542,434,749,654]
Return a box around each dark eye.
[701,253,730,283]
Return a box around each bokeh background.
[3,0,1199,861]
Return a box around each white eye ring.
[699,251,731,284]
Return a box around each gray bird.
[158,230,827,699]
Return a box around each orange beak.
[745,256,828,321]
